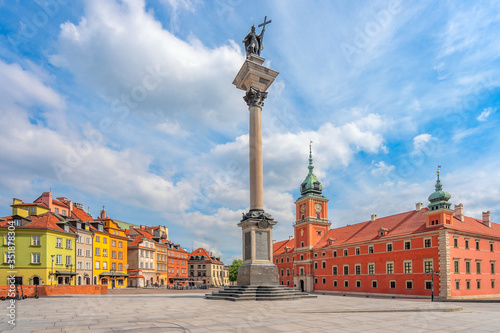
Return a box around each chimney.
[371,214,377,222]
[483,211,491,228]
[289,236,293,240]
[455,204,464,222]
[415,202,424,211]
[68,200,73,212]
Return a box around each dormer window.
[14,219,21,226]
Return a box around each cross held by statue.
[258,16,272,30]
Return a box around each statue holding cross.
[242,16,272,58]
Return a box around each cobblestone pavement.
[1,292,500,332]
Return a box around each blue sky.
[1,0,499,262]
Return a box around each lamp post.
[66,264,73,285]
[50,255,55,285]
[427,270,440,302]
[110,268,115,289]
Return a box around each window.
[112,240,116,247]
[355,264,361,275]
[112,251,116,259]
[333,280,338,287]
[476,240,480,250]
[281,257,284,263]
[355,247,360,255]
[32,235,41,246]
[466,261,471,274]
[454,260,459,273]
[390,280,396,289]
[386,262,394,274]
[344,280,349,288]
[56,254,62,265]
[406,280,413,289]
[112,263,116,271]
[491,261,496,274]
[118,252,123,259]
[55,208,59,214]
[387,243,393,252]
[86,262,91,270]
[344,249,348,256]
[454,238,458,248]
[404,241,411,250]
[86,237,91,245]
[492,279,495,289]
[333,250,337,258]
[425,281,432,290]
[78,235,83,243]
[322,261,326,269]
[103,249,107,257]
[343,265,349,275]
[466,280,471,289]
[95,248,100,256]
[424,239,431,248]
[322,278,326,284]
[332,266,338,275]
[287,257,289,263]
[77,261,83,270]
[56,238,62,248]
[103,261,107,270]
[476,261,481,274]
[301,241,304,247]
[31,253,40,264]
[477,280,481,289]
[404,261,412,274]
[368,263,375,275]
[95,261,100,269]
[356,280,361,288]
[287,269,290,276]
[86,249,91,257]
[66,239,72,249]
[119,241,122,248]
[300,255,304,261]
[77,249,83,256]
[372,280,377,288]
[103,238,107,244]
[465,239,469,249]
[491,243,495,252]
[424,260,433,273]
[95,236,100,242]
[316,214,321,220]
[368,246,374,254]
[66,255,71,265]
[456,280,460,290]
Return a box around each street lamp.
[110,268,115,289]
[426,270,440,302]
[66,264,74,285]
[50,255,55,285]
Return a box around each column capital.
[243,87,268,108]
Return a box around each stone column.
[244,87,266,211]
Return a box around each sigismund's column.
[233,19,280,286]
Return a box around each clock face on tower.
[315,203,322,212]
[300,205,306,213]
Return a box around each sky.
[1,0,499,262]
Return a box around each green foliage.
[228,259,242,282]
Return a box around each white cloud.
[50,0,245,134]
[371,161,395,176]
[477,107,496,122]
[155,120,190,136]
[413,133,435,151]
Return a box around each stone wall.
[0,285,107,297]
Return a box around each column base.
[237,263,279,286]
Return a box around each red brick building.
[274,147,500,299]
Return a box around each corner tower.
[294,143,331,250]
[424,167,454,228]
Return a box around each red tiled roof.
[133,228,154,240]
[52,199,69,208]
[128,235,144,247]
[23,213,69,233]
[313,208,500,249]
[273,238,295,255]
[189,248,220,262]
[71,206,93,221]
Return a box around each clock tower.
[293,143,330,292]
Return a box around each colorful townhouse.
[188,248,227,287]
[166,241,189,286]
[273,148,500,299]
[128,227,156,287]
[0,213,76,286]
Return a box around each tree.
[228,259,242,282]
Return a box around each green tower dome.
[428,169,452,211]
[299,143,323,197]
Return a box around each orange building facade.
[274,148,500,300]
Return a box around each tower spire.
[308,140,314,173]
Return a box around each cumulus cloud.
[477,107,496,122]
[413,133,435,151]
[371,161,395,176]
[50,0,245,134]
